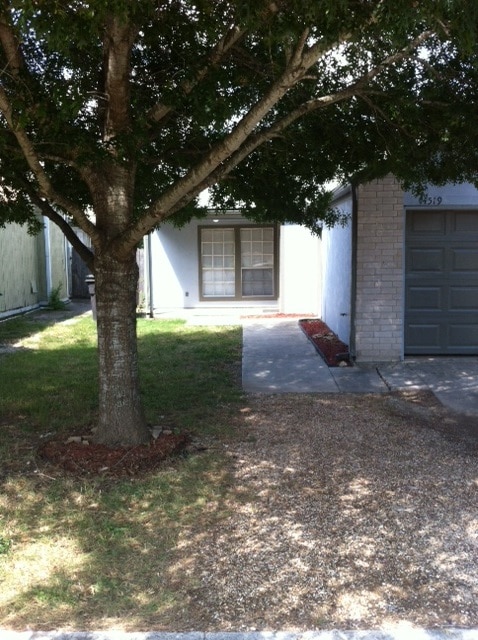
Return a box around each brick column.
[354,175,404,361]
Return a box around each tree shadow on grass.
[2,347,478,630]
[0,317,245,630]
[0,300,91,346]
[0,452,232,631]
[138,320,243,435]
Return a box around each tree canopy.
[1,0,477,246]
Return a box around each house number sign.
[418,193,444,206]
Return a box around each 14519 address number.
[418,194,443,206]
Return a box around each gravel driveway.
[169,391,478,631]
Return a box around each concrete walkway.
[242,319,478,416]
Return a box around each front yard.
[0,308,477,631]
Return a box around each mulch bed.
[299,318,351,367]
[241,313,313,319]
[38,432,190,476]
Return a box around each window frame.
[198,224,279,302]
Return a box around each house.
[144,211,321,316]
[146,175,478,362]
[322,175,478,361]
[0,217,70,319]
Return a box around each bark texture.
[94,252,149,446]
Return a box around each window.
[199,226,277,300]
[201,228,235,297]
[240,228,274,296]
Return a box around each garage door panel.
[448,324,478,349]
[451,248,478,272]
[406,210,478,354]
[409,211,446,234]
[408,286,442,311]
[406,324,441,350]
[408,248,445,272]
[450,286,478,310]
[452,212,478,233]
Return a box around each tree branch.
[358,93,416,142]
[13,169,94,266]
[159,88,364,214]
[115,27,435,254]
[354,29,435,87]
[148,23,246,126]
[146,0,285,127]
[102,15,138,142]
[0,97,97,241]
[27,189,94,269]
[200,28,438,189]
[0,8,24,75]
[115,35,358,254]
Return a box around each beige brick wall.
[354,175,404,361]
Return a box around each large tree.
[1,1,477,446]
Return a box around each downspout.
[147,232,154,318]
[64,235,71,299]
[43,216,52,301]
[349,184,358,361]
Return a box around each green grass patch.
[0,311,244,630]
[0,315,51,344]
[138,318,242,433]
[0,315,242,437]
[0,316,98,433]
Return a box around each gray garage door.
[405,210,478,354]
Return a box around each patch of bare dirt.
[5,391,478,632]
[386,388,478,444]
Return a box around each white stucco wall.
[149,220,199,309]
[320,180,478,362]
[279,224,320,315]
[149,215,277,310]
[404,182,478,208]
[320,195,353,345]
[149,217,321,313]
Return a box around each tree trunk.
[94,251,150,446]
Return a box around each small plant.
[0,536,11,555]
[136,290,146,314]
[48,283,66,310]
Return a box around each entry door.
[405,210,478,354]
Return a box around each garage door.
[405,210,478,354]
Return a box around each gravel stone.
[168,392,478,631]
